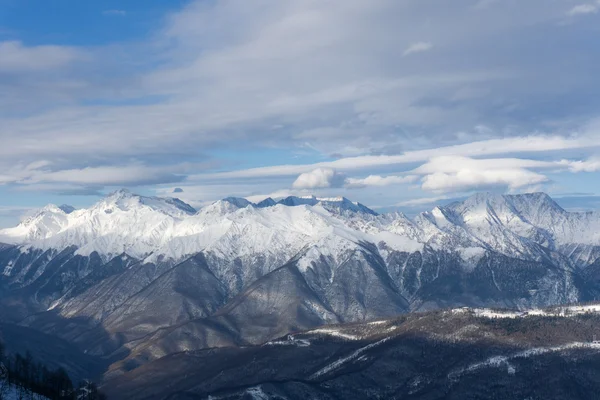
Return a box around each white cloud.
[403,42,433,56]
[559,158,600,172]
[414,156,550,193]
[411,155,554,175]
[0,41,82,72]
[0,0,600,210]
[190,135,600,181]
[0,163,197,188]
[396,195,451,207]
[0,206,36,223]
[0,206,33,214]
[345,174,418,188]
[421,169,548,193]
[22,165,183,186]
[292,168,345,189]
[2,0,575,167]
[567,3,598,16]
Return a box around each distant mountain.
[58,204,76,214]
[275,195,378,215]
[255,197,277,208]
[1,190,600,396]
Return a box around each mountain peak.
[160,197,197,215]
[0,190,598,268]
[210,194,379,216]
[38,204,66,214]
[278,196,318,207]
[106,188,133,199]
[222,197,252,208]
[317,197,378,216]
[58,204,76,214]
[95,189,196,216]
[255,197,277,208]
[317,196,347,202]
[445,192,564,215]
[272,195,378,215]
[502,192,567,226]
[504,192,563,210]
[99,189,140,210]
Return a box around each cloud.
[292,168,345,189]
[403,42,433,56]
[567,3,598,16]
[345,174,418,188]
[421,169,548,193]
[27,165,183,186]
[2,163,191,188]
[559,158,600,172]
[0,205,34,215]
[103,10,127,16]
[56,187,104,196]
[2,0,584,166]
[0,41,82,72]
[414,156,550,193]
[553,194,600,212]
[0,206,37,229]
[396,195,451,207]
[1,0,600,211]
[411,156,554,174]
[173,187,184,193]
[190,135,600,181]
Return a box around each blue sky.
[1,0,600,227]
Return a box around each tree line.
[0,341,106,400]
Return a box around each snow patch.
[245,386,269,400]
[308,328,360,341]
[310,337,392,379]
[473,309,524,319]
[450,342,600,380]
[465,304,600,320]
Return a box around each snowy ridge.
[449,342,600,380]
[451,303,600,319]
[310,337,393,379]
[0,191,599,270]
[0,191,416,261]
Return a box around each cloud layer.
[0,0,599,221]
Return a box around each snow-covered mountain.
[0,190,383,260]
[1,190,600,383]
[4,190,597,264]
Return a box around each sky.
[0,0,600,227]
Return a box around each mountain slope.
[1,190,600,391]
[104,305,600,400]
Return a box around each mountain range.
[1,190,600,397]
